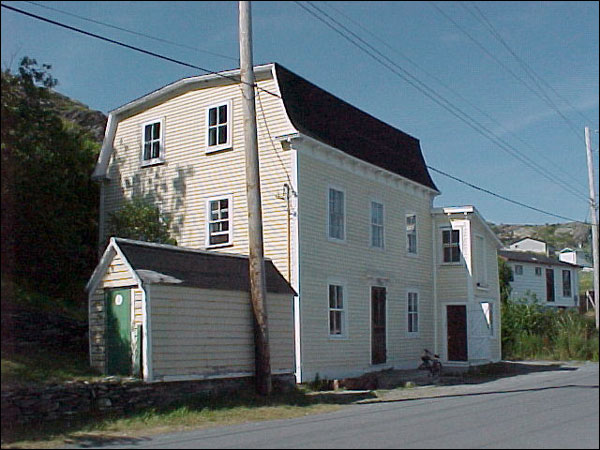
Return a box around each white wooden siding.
[295,143,436,381]
[149,285,294,380]
[508,262,578,308]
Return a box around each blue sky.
[2,1,598,226]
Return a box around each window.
[475,235,487,287]
[546,269,555,302]
[406,214,417,254]
[407,292,419,334]
[142,120,163,164]
[562,270,571,297]
[206,196,233,247]
[328,284,345,337]
[206,101,231,151]
[442,228,460,263]
[481,302,494,336]
[371,201,384,248]
[328,188,345,240]
[515,265,523,275]
[535,267,542,276]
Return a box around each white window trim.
[140,118,165,167]
[475,234,489,290]
[205,100,233,153]
[370,199,385,250]
[327,185,346,243]
[205,194,234,248]
[327,280,348,340]
[440,226,461,265]
[406,289,420,337]
[406,212,418,257]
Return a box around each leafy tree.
[1,57,100,307]
[107,197,177,245]
[498,257,513,303]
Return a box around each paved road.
[84,362,599,449]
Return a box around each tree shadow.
[449,361,580,385]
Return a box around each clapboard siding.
[295,142,436,381]
[150,285,293,380]
[102,76,297,283]
[102,253,137,288]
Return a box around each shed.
[86,238,296,382]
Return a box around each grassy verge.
[1,387,366,449]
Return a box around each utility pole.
[239,0,272,395]
[585,126,599,330]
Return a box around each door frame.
[443,302,468,363]
[370,285,388,366]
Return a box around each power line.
[296,1,590,204]
[23,0,239,63]
[321,1,590,199]
[430,1,585,144]
[427,166,589,224]
[0,3,282,100]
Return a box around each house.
[498,249,580,308]
[509,237,555,256]
[558,248,593,272]
[85,237,296,382]
[90,63,502,383]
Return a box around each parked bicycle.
[418,349,442,378]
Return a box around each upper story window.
[406,213,417,254]
[328,284,346,337]
[515,265,523,275]
[371,201,384,248]
[407,291,419,334]
[475,235,488,287]
[442,228,460,263]
[206,101,232,152]
[141,119,164,165]
[328,187,345,241]
[562,270,571,297]
[206,195,233,247]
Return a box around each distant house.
[89,63,502,383]
[498,249,580,308]
[558,248,593,272]
[508,237,555,256]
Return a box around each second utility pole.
[239,0,272,395]
[585,126,599,330]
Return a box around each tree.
[498,256,513,303]
[1,57,100,307]
[107,197,177,245]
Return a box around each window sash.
[207,197,232,246]
[328,189,345,240]
[371,202,384,248]
[328,284,345,336]
[442,229,460,263]
[207,103,230,148]
[406,214,417,253]
[143,122,161,161]
[407,292,418,333]
[562,270,571,297]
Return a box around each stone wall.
[1,374,296,426]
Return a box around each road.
[84,362,599,449]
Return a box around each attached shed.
[86,238,296,382]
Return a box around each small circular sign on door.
[115,294,124,306]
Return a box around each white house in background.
[90,63,502,383]
[498,249,580,308]
[559,248,593,272]
[509,237,555,256]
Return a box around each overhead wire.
[296,1,590,204]
[2,1,590,224]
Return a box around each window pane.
[152,141,160,159]
[452,230,460,244]
[218,105,227,124]
[152,122,160,140]
[442,230,450,244]
[209,128,217,146]
[451,246,460,262]
[209,108,217,126]
[218,125,227,144]
[143,142,151,160]
[210,234,229,245]
[144,124,152,141]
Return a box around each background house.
[91,63,502,383]
[509,237,555,256]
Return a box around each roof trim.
[432,205,503,248]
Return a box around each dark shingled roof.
[115,238,296,295]
[498,249,580,268]
[274,63,438,191]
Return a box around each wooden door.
[106,288,132,375]
[371,287,387,365]
[447,305,468,361]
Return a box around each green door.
[106,288,132,375]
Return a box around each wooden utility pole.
[585,126,599,330]
[239,0,272,395]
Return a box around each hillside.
[489,221,592,256]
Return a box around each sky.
[1,1,598,226]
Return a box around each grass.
[0,386,358,449]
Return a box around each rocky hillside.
[47,90,107,142]
[489,221,592,255]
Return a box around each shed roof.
[88,238,296,295]
[498,249,580,268]
[274,64,438,191]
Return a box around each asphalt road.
[83,362,599,449]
